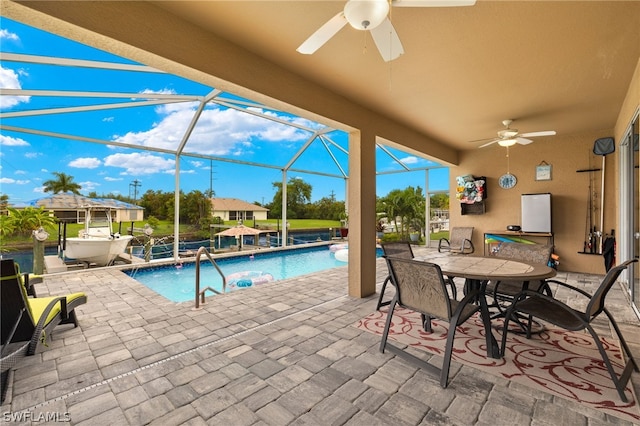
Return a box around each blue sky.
[0,18,449,206]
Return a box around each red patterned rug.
[355,308,640,423]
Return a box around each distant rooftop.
[211,197,268,212]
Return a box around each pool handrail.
[194,247,226,310]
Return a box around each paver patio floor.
[2,247,639,425]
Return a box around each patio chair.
[1,259,87,356]
[377,242,457,318]
[376,242,415,311]
[501,259,639,402]
[438,227,474,254]
[485,243,554,323]
[380,256,481,388]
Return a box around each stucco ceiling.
[4,1,640,154]
[147,1,640,150]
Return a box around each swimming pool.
[126,245,381,303]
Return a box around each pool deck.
[2,247,639,425]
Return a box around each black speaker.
[507,225,521,231]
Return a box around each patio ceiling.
[3,1,638,157]
[147,0,640,151]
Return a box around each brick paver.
[1,247,638,425]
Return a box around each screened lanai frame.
[0,49,448,258]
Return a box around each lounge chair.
[380,256,481,388]
[1,259,87,356]
[501,259,639,402]
[438,227,474,254]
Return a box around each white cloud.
[0,29,19,42]
[190,160,204,168]
[104,176,123,182]
[69,157,102,169]
[112,103,311,156]
[15,170,26,175]
[399,156,420,165]
[25,152,41,158]
[0,66,30,109]
[0,134,29,146]
[103,152,175,175]
[0,177,30,184]
[79,181,99,191]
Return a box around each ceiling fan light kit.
[498,138,517,147]
[344,0,389,30]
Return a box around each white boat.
[64,207,133,266]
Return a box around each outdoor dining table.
[413,254,557,359]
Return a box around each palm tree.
[42,172,82,194]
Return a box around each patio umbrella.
[216,225,262,250]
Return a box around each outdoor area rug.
[355,308,640,423]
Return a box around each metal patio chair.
[501,259,639,402]
[485,243,554,321]
[378,243,458,331]
[438,227,474,254]
[380,256,480,388]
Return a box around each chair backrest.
[1,259,36,344]
[449,227,473,248]
[586,259,637,319]
[385,256,452,320]
[494,242,553,265]
[381,242,414,259]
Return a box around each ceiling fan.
[296,0,476,62]
[475,119,557,148]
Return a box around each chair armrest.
[22,273,37,297]
[463,239,474,253]
[509,289,587,323]
[544,279,593,299]
[438,238,450,252]
[29,296,66,355]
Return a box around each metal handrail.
[194,246,226,309]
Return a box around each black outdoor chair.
[501,259,639,402]
[1,259,88,402]
[376,242,415,311]
[1,259,88,355]
[380,256,481,388]
[438,227,474,254]
[485,243,554,325]
[377,242,458,331]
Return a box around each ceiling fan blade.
[478,139,499,148]
[520,130,556,138]
[392,0,476,6]
[370,18,404,62]
[516,137,534,145]
[297,12,347,55]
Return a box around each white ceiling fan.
[475,119,557,148]
[296,0,476,62]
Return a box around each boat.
[64,207,133,266]
[226,271,274,291]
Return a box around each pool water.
[127,246,380,303]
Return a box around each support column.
[348,129,377,298]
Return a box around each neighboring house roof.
[211,198,268,212]
[15,192,143,210]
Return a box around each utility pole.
[130,179,142,203]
